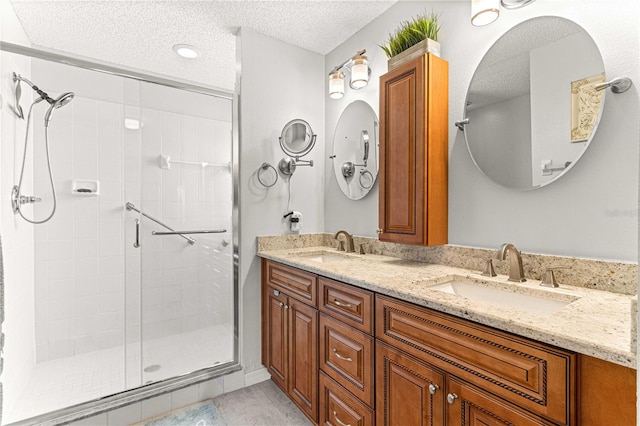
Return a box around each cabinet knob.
[428,384,439,395]
[284,304,289,310]
[278,302,284,308]
[447,393,458,405]
[376,228,383,235]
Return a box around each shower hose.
[14,97,58,224]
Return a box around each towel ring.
[257,162,278,187]
[359,169,374,189]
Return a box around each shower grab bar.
[152,229,227,236]
[125,202,196,245]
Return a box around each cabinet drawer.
[319,277,374,334]
[320,313,375,407]
[376,295,576,425]
[446,376,553,426]
[263,259,317,306]
[320,372,374,426]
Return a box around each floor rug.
[136,400,225,426]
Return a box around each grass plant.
[380,11,440,59]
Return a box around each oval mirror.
[279,119,316,157]
[463,16,606,190]
[332,101,379,200]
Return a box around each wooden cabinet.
[378,53,448,246]
[262,260,318,423]
[376,341,445,426]
[376,294,576,425]
[320,372,374,426]
[262,260,636,426]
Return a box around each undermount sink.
[293,250,356,264]
[427,278,580,316]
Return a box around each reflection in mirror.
[463,16,605,190]
[332,101,379,200]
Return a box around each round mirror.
[463,16,606,190]
[279,119,316,157]
[332,101,379,200]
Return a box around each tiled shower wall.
[31,61,233,363]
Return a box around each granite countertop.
[258,246,637,369]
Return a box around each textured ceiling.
[9,0,398,91]
[467,16,583,109]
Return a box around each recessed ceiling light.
[172,44,199,59]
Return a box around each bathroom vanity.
[259,245,636,426]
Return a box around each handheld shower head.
[44,92,74,127]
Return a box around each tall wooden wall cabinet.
[378,53,448,246]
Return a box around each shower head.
[44,92,74,127]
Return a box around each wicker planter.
[387,38,441,71]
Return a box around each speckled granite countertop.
[258,246,637,369]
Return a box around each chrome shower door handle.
[133,219,140,248]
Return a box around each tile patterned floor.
[4,325,233,424]
[213,380,312,426]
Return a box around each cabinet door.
[445,377,551,426]
[378,53,448,247]
[263,285,288,391]
[376,341,445,426]
[379,55,426,246]
[288,298,319,422]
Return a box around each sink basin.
[293,250,355,264]
[428,278,579,316]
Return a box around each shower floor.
[4,324,234,424]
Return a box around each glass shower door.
[125,80,235,386]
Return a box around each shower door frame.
[0,41,241,426]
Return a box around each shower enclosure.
[1,44,238,424]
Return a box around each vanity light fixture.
[172,44,199,59]
[471,0,536,26]
[328,49,370,99]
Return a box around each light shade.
[350,55,369,89]
[329,70,345,99]
[172,44,199,59]
[471,0,500,26]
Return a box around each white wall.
[237,28,325,374]
[530,31,603,186]
[325,0,639,262]
[466,94,532,188]
[0,1,36,419]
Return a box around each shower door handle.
[133,219,140,248]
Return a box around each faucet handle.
[541,266,571,288]
[359,243,368,255]
[481,258,497,277]
[474,256,497,277]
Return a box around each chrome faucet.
[496,243,526,282]
[334,230,355,253]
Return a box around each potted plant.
[381,11,441,71]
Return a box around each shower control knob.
[19,195,41,205]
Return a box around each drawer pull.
[333,410,351,426]
[447,393,458,405]
[332,348,353,362]
[428,384,439,395]
[334,299,353,308]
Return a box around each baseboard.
[244,367,270,386]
